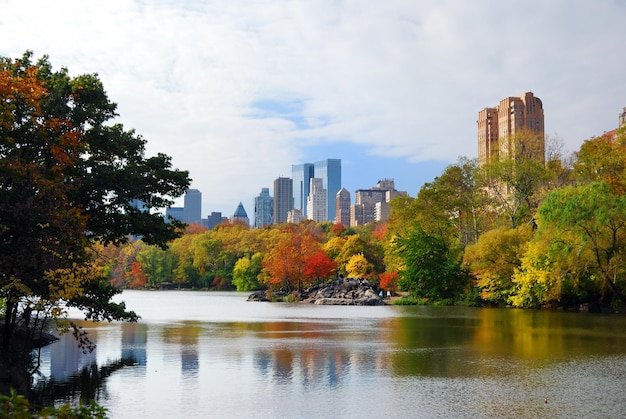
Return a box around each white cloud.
[1,0,626,215]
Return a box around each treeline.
[99,127,626,311]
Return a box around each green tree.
[393,223,469,301]
[0,52,190,389]
[512,181,626,308]
[478,130,548,228]
[232,253,263,291]
[573,127,626,194]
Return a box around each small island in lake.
[248,277,386,306]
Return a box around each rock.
[306,277,385,306]
[247,290,270,302]
[247,277,386,306]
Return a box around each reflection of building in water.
[181,347,199,373]
[121,322,148,366]
[50,331,96,381]
[161,323,200,375]
[254,350,272,375]
[253,346,359,388]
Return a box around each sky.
[2,0,626,218]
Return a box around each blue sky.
[2,0,625,217]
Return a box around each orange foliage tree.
[379,271,398,293]
[129,260,148,289]
[262,225,321,292]
[303,250,337,285]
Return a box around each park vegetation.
[100,128,626,313]
[0,52,190,406]
[2,49,626,409]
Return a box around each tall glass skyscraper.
[314,159,341,222]
[254,187,273,228]
[292,163,314,218]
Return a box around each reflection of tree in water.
[31,356,137,409]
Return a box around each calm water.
[36,291,626,418]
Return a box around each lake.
[36,290,626,418]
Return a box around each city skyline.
[4,2,624,217]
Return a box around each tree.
[378,272,398,293]
[232,253,263,291]
[463,225,534,305]
[573,127,626,194]
[478,130,548,229]
[261,225,320,292]
[0,52,190,387]
[393,223,470,301]
[345,253,373,278]
[513,182,626,308]
[303,250,336,285]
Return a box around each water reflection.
[33,292,626,418]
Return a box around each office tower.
[292,163,314,218]
[273,177,293,224]
[183,189,202,224]
[306,178,327,222]
[477,92,545,166]
[165,207,184,223]
[254,187,273,228]
[231,202,249,226]
[287,209,303,224]
[335,188,351,226]
[351,179,406,226]
[202,212,225,230]
[314,158,341,222]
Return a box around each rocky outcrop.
[304,277,385,306]
[247,277,386,305]
[247,290,270,302]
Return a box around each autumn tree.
[345,253,373,278]
[0,52,190,387]
[378,272,398,294]
[302,250,337,285]
[463,225,534,305]
[261,225,320,292]
[512,182,626,308]
[573,127,626,194]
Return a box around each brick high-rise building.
[478,92,545,166]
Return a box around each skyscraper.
[273,177,293,224]
[232,202,249,226]
[313,158,341,222]
[478,92,544,166]
[351,179,405,226]
[254,187,273,228]
[306,178,326,222]
[292,163,314,218]
[183,189,202,224]
[335,188,351,226]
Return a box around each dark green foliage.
[394,223,470,301]
[0,51,188,393]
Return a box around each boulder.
[247,290,270,302]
